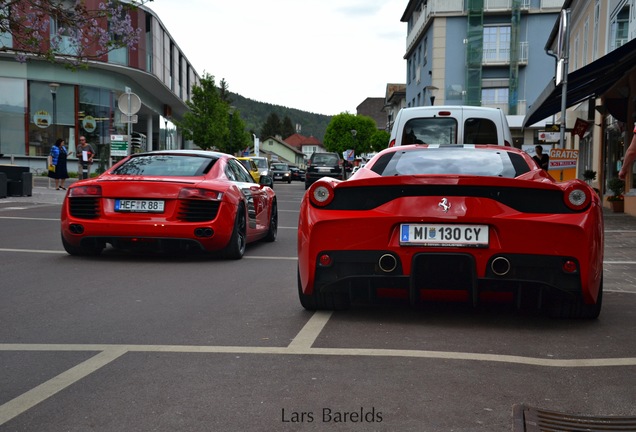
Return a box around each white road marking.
[0,347,127,426]
[287,311,332,350]
[0,216,59,221]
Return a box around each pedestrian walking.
[47,138,70,190]
[77,135,95,179]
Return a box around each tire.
[61,233,103,256]
[287,179,291,184]
[548,277,603,319]
[222,205,247,259]
[263,201,277,242]
[297,268,350,311]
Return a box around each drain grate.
[513,404,636,431]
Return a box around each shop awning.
[523,38,636,127]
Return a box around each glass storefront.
[28,81,75,157]
[0,77,26,156]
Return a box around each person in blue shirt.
[47,138,70,190]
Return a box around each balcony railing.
[482,41,529,65]
[406,0,534,52]
[406,0,463,52]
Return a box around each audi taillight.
[178,188,223,201]
[69,185,102,197]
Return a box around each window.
[483,26,510,63]
[50,15,80,56]
[610,6,630,51]
[481,88,509,105]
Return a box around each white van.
[389,106,512,147]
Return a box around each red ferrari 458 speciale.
[61,150,277,259]
[298,144,604,318]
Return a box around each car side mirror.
[259,175,273,188]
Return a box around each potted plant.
[607,177,625,212]
[583,169,597,184]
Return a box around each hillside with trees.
[228,92,333,142]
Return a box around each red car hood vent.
[321,184,578,214]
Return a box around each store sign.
[33,111,52,129]
[83,116,97,133]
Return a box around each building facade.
[524,0,636,215]
[0,1,198,172]
[400,0,564,147]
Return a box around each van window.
[463,117,498,145]
[402,118,457,144]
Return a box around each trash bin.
[0,172,7,198]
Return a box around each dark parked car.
[289,166,305,181]
[270,162,292,183]
[305,152,344,189]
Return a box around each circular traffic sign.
[118,92,141,115]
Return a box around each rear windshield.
[402,117,499,145]
[371,147,529,178]
[251,158,268,169]
[311,154,339,165]
[112,154,217,176]
[238,160,253,171]
[402,118,457,144]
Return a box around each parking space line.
[1,342,635,368]
[0,347,127,426]
[0,216,58,221]
[287,311,333,350]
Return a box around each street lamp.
[425,85,438,106]
[49,83,60,126]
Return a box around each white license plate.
[317,167,331,172]
[400,224,489,247]
[115,199,165,213]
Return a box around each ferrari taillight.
[179,188,223,201]
[563,184,590,211]
[308,181,334,207]
[69,185,102,197]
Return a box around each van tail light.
[389,139,396,148]
[504,140,512,147]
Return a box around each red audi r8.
[61,150,277,259]
[298,144,604,318]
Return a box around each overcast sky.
[147,0,407,116]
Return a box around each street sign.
[121,115,138,124]
[117,92,141,115]
[110,134,128,157]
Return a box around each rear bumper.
[311,250,586,305]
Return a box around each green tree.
[368,129,390,151]
[261,112,281,139]
[175,73,248,153]
[228,109,250,155]
[281,116,296,139]
[323,113,378,155]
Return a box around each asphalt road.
[0,181,635,431]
